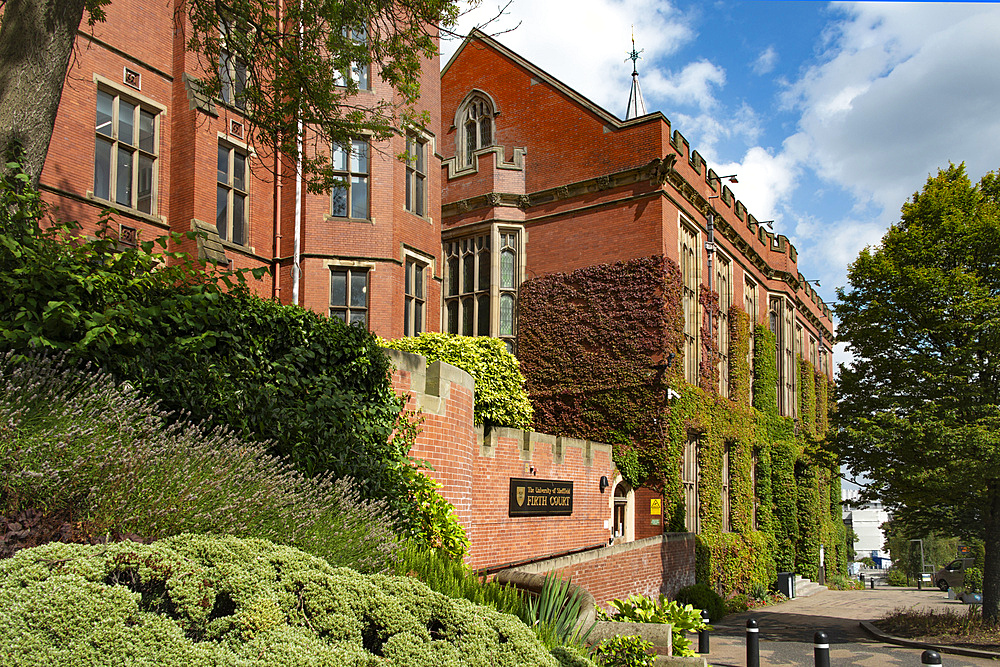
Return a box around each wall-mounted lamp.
[758,220,775,229]
[805,279,821,287]
[529,465,537,476]
[600,476,610,493]
[710,173,738,184]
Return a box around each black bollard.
[871,577,875,589]
[860,573,865,583]
[698,609,711,654]
[746,618,760,667]
[814,631,830,667]
[921,650,942,665]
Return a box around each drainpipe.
[292,116,302,305]
[290,3,303,306]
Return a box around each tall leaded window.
[716,254,732,397]
[769,297,782,412]
[680,222,700,385]
[744,277,757,400]
[498,231,519,350]
[404,259,426,336]
[444,227,522,350]
[94,89,158,214]
[461,94,494,166]
[682,436,700,534]
[330,267,368,326]
[219,20,247,110]
[333,28,369,90]
[445,234,491,337]
[217,143,248,245]
[405,134,426,217]
[769,296,796,417]
[784,305,795,417]
[331,140,369,219]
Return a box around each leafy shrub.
[393,542,524,617]
[859,556,876,568]
[597,594,708,657]
[0,351,399,571]
[825,575,864,591]
[0,535,565,667]
[885,568,909,587]
[383,332,533,428]
[964,567,983,594]
[675,583,725,623]
[528,573,595,651]
[551,646,597,667]
[0,163,458,547]
[725,593,750,614]
[590,635,655,667]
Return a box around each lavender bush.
[0,351,400,571]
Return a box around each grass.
[876,607,1000,651]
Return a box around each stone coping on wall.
[507,533,694,576]
[383,348,474,417]
[478,426,613,466]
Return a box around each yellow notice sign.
[650,498,662,515]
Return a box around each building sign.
[650,498,662,515]
[509,478,573,516]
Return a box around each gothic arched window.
[461,94,494,166]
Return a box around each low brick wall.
[385,348,695,588]
[507,533,696,604]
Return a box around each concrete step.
[793,575,828,598]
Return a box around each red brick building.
[39,2,443,339]
[440,29,833,396]
[37,15,837,578]
[439,30,836,544]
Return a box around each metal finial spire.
[626,28,644,75]
[625,28,647,119]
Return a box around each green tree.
[0,0,461,189]
[835,163,1000,621]
[882,520,958,583]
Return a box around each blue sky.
[442,1,1000,372]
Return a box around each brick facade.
[39,3,442,340]
[441,30,835,382]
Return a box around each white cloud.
[442,0,695,113]
[642,60,725,111]
[752,46,777,75]
[783,3,1000,221]
[711,145,798,223]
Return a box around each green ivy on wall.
[517,255,843,597]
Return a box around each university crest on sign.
[516,486,526,506]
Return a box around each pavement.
[701,585,1000,666]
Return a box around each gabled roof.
[442,29,668,130]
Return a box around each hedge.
[0,535,565,667]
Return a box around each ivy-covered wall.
[517,255,842,597]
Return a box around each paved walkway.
[703,586,998,667]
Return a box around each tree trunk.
[0,0,86,187]
[984,480,1000,624]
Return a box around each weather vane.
[626,27,643,74]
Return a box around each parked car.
[935,558,975,591]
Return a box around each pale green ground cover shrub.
[0,351,399,571]
[0,535,565,666]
